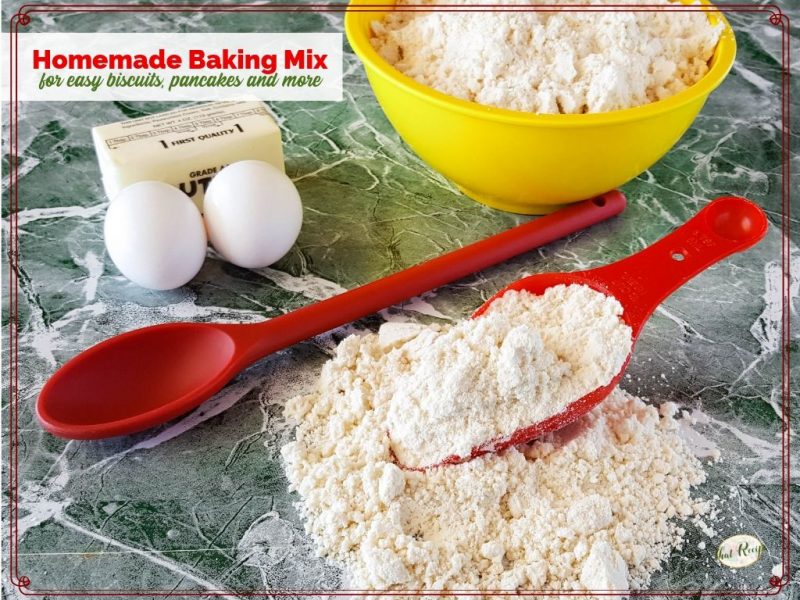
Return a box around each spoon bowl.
[38,324,240,438]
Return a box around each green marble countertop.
[2,2,797,597]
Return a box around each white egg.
[203,160,303,269]
[104,181,207,290]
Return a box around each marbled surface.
[2,1,798,598]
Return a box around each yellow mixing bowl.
[345,2,736,214]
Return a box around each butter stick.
[92,97,283,210]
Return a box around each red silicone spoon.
[37,191,626,440]
[422,195,767,469]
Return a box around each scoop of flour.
[385,285,632,467]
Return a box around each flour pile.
[282,285,716,593]
[384,285,632,467]
[370,0,724,114]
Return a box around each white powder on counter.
[384,285,632,467]
[370,0,724,114]
[282,320,716,593]
[283,385,713,592]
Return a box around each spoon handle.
[226,191,626,364]
[589,196,768,337]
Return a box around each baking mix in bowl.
[370,0,724,114]
[345,0,736,213]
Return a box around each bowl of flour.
[345,0,736,214]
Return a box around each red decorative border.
[5,2,792,597]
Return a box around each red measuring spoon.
[37,192,626,440]
[418,196,767,470]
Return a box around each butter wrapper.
[92,97,284,210]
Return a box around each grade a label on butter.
[92,98,283,210]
